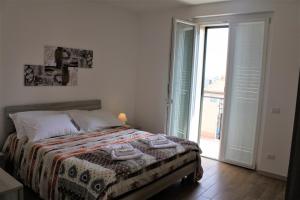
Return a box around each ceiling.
[9,0,299,13]
[4,0,299,12]
[94,0,300,12]
[100,0,232,12]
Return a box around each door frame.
[194,12,272,168]
[166,12,272,169]
[196,24,229,149]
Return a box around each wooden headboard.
[4,99,101,136]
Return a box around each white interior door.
[167,19,198,140]
[221,17,270,169]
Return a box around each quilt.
[2,127,203,200]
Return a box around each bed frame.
[3,99,200,200]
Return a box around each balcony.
[200,91,224,160]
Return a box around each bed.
[1,100,203,200]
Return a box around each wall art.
[24,45,92,86]
[24,65,78,86]
[44,45,93,68]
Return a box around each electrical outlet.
[267,154,276,160]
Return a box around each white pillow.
[9,111,58,139]
[67,110,123,132]
[9,111,79,141]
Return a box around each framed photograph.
[24,65,78,86]
[44,45,93,68]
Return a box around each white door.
[221,17,270,169]
[167,19,198,140]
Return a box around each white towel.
[106,143,134,151]
[114,148,136,157]
[111,149,143,160]
[150,139,169,146]
[141,135,177,149]
[104,143,143,160]
[146,135,167,141]
[103,143,133,154]
[149,141,177,149]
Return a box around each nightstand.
[0,168,23,200]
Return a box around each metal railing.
[202,92,224,139]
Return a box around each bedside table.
[0,168,23,200]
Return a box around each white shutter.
[222,19,269,168]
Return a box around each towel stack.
[142,135,177,149]
[105,143,143,160]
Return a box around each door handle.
[166,99,173,105]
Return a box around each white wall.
[0,0,298,177]
[0,1,139,146]
[135,0,300,177]
[0,0,4,147]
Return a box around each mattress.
[2,127,203,200]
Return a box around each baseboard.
[257,170,287,181]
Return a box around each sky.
[204,27,229,88]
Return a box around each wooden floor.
[149,157,286,200]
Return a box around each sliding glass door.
[167,19,197,139]
[221,18,269,168]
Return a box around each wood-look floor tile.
[149,157,286,200]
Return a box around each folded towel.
[143,134,169,144]
[146,135,167,141]
[111,149,143,160]
[103,143,143,160]
[149,142,177,149]
[141,135,177,149]
[103,143,133,154]
[150,139,169,146]
[107,143,134,151]
[114,148,136,157]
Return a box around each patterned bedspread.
[2,127,203,200]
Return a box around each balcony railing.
[201,91,224,140]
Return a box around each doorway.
[199,26,229,160]
[167,14,270,169]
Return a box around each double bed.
[1,100,203,200]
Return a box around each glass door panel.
[167,20,197,139]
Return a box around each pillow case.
[67,110,123,132]
[9,111,79,141]
[9,111,58,139]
